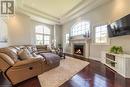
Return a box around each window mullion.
[71,22,90,36]
[43,34,44,45]
[95,25,108,44]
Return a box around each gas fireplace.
[73,44,84,56]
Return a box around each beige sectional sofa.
[0,45,60,85]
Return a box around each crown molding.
[16,0,60,24]
[24,5,60,20]
[61,0,94,18]
[59,0,86,18]
[16,7,60,24]
[16,0,112,24]
[61,0,112,24]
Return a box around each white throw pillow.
[32,53,45,60]
[18,48,33,60]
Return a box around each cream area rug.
[38,56,89,87]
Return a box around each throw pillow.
[18,48,33,60]
[32,53,45,60]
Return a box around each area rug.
[38,56,89,87]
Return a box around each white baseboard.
[89,57,101,62]
[65,53,101,62]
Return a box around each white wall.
[0,43,8,48]
[0,18,8,48]
[62,0,130,60]
[55,25,62,47]
[4,12,62,46]
[7,13,33,45]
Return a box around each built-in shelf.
[106,58,117,63]
[101,51,130,78]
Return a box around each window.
[35,25,50,45]
[66,34,69,44]
[36,34,43,45]
[95,25,108,44]
[44,35,50,45]
[71,22,90,36]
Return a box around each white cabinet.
[101,52,130,78]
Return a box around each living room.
[0,0,130,87]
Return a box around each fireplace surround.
[70,39,90,58]
[73,44,85,56]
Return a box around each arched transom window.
[71,21,90,36]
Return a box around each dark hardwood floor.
[60,60,130,87]
[0,56,130,87]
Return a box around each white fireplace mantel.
[70,39,90,58]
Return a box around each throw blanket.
[40,53,60,64]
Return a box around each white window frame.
[71,21,90,36]
[66,34,69,44]
[94,25,110,45]
[35,25,51,45]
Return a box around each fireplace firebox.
[73,44,84,56]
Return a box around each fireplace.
[73,44,84,56]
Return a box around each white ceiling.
[16,0,112,24]
[22,0,83,18]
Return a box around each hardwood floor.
[60,59,129,87]
[0,56,130,87]
[0,73,12,87]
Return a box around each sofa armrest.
[6,58,44,85]
[13,58,43,67]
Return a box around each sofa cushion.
[32,53,37,57]
[0,48,19,62]
[32,53,45,61]
[36,45,47,49]
[32,45,37,52]
[0,53,15,66]
[36,45,47,51]
[25,45,37,53]
[36,45,51,53]
[26,46,33,53]
[8,47,19,54]
[11,46,25,51]
[18,48,33,60]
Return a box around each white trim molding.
[15,0,112,24]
